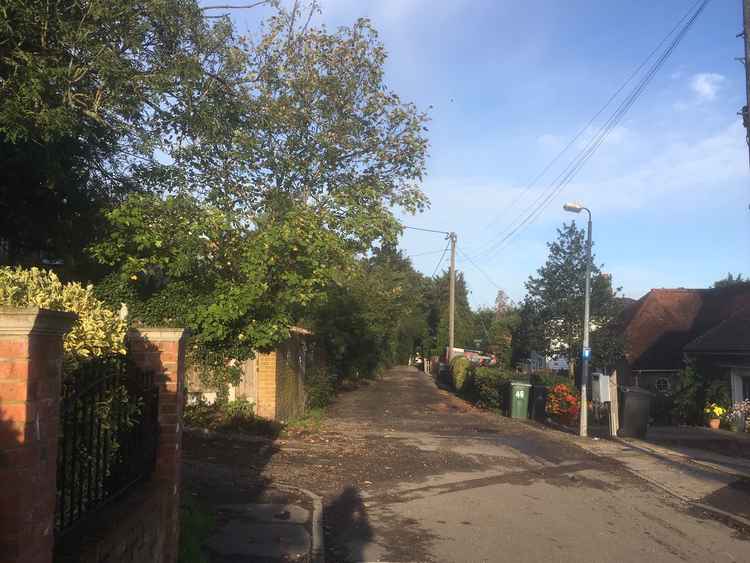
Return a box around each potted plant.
[727,399,750,433]
[704,403,726,429]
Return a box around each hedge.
[470,367,517,409]
[449,356,473,391]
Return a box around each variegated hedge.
[0,266,127,372]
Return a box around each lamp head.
[563,202,583,213]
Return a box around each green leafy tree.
[91,193,346,388]
[524,221,623,376]
[1,0,247,267]
[189,9,430,249]
[311,246,429,379]
[428,270,474,356]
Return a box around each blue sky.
[223,0,750,308]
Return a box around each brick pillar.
[0,307,76,563]
[255,350,278,419]
[127,327,186,563]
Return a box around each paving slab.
[206,518,310,559]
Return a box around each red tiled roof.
[622,286,750,369]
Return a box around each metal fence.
[55,354,159,537]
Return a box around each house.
[684,305,750,407]
[618,285,750,405]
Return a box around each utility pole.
[580,213,592,438]
[448,232,457,361]
[402,225,458,363]
[742,0,750,167]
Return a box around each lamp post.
[563,202,592,438]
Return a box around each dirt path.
[183,367,749,562]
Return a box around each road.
[183,367,750,562]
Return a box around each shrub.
[183,398,280,436]
[546,383,580,425]
[530,370,571,388]
[471,367,515,409]
[305,367,335,409]
[450,356,473,391]
[0,266,126,371]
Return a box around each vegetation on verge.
[183,399,281,437]
[179,497,215,563]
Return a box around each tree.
[713,273,749,288]
[91,193,347,389]
[524,221,623,376]
[494,289,512,317]
[1,0,247,269]
[189,9,430,249]
[310,245,429,379]
[426,270,474,356]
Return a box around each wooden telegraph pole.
[742,0,750,167]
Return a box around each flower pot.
[708,418,720,430]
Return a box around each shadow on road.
[323,486,373,562]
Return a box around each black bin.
[618,387,653,438]
[529,385,549,422]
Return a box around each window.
[655,377,671,394]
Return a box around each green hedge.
[470,367,517,409]
[530,370,573,388]
[450,356,473,391]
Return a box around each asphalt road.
[184,367,750,562]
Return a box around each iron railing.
[55,354,159,536]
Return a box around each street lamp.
[563,202,592,438]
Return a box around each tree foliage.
[0,0,245,265]
[311,246,429,379]
[713,273,749,288]
[91,193,347,386]
[2,0,432,392]
[523,221,623,374]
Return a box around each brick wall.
[0,307,75,563]
[0,310,186,563]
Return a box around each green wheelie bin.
[510,381,531,419]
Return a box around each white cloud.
[557,120,747,214]
[689,72,725,101]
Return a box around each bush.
[531,370,572,388]
[183,398,280,437]
[0,266,126,371]
[471,367,515,409]
[450,356,473,391]
[546,383,580,426]
[305,367,336,409]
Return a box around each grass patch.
[184,398,281,438]
[283,407,326,435]
[178,496,215,563]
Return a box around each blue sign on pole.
[582,347,591,360]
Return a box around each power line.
[467,0,710,261]
[456,246,502,291]
[402,225,451,235]
[471,0,710,262]
[431,240,451,277]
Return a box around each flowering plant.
[703,403,726,419]
[546,383,580,424]
[727,399,750,423]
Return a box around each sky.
[219,0,750,308]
